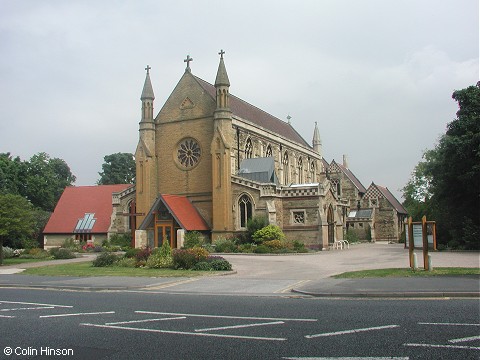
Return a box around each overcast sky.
[0,0,478,201]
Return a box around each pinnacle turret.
[215,50,230,87]
[313,122,322,155]
[141,65,155,100]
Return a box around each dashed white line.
[80,323,287,341]
[449,335,480,343]
[0,314,15,318]
[404,343,480,350]
[305,325,400,339]
[39,311,115,318]
[283,357,410,360]
[106,316,186,325]
[0,300,72,308]
[195,320,285,332]
[418,322,480,326]
[1,306,54,312]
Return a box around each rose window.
[177,138,201,168]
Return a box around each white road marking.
[449,335,480,343]
[0,300,72,308]
[80,323,287,341]
[39,311,115,318]
[275,280,311,294]
[0,314,15,318]
[142,278,200,290]
[404,343,480,350]
[106,316,186,325]
[418,322,480,326]
[135,310,317,322]
[305,325,400,339]
[0,306,54,312]
[283,357,409,360]
[195,320,285,332]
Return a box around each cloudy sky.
[0,0,478,200]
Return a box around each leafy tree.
[403,82,480,249]
[22,153,76,212]
[0,194,36,265]
[98,153,135,185]
[0,153,24,195]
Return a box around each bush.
[252,225,285,244]
[22,238,39,250]
[135,247,152,263]
[184,231,204,249]
[2,246,15,259]
[146,253,174,269]
[253,245,269,254]
[172,249,198,270]
[19,248,50,259]
[49,247,76,259]
[92,252,119,267]
[345,229,360,243]
[191,256,232,271]
[115,257,136,267]
[291,240,307,252]
[238,243,255,253]
[109,233,131,249]
[213,237,237,253]
[246,216,268,243]
[62,238,78,250]
[124,248,141,259]
[263,239,285,250]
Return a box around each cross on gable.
[218,49,225,59]
[184,55,193,71]
[145,65,151,74]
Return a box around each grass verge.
[21,262,216,277]
[1,258,53,266]
[333,267,480,279]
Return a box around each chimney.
[343,154,349,169]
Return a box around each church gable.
[155,72,216,123]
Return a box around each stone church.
[108,51,406,250]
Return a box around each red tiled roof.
[161,194,209,231]
[193,76,311,148]
[43,185,132,234]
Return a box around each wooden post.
[408,217,414,268]
[422,215,429,270]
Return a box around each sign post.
[408,217,414,268]
[422,215,429,270]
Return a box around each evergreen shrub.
[92,252,119,267]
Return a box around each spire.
[215,49,230,87]
[312,121,322,155]
[140,65,155,100]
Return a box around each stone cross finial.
[184,55,193,71]
[145,65,151,74]
[287,115,292,124]
[219,49,225,59]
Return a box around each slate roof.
[348,209,373,219]
[43,185,132,234]
[139,194,209,231]
[338,163,367,193]
[374,184,408,215]
[238,157,279,184]
[193,75,311,148]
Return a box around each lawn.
[333,267,480,279]
[1,258,53,266]
[21,261,220,277]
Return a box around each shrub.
[184,231,204,249]
[345,229,360,243]
[213,237,237,253]
[253,245,269,254]
[172,249,197,270]
[21,238,39,250]
[92,252,119,267]
[19,248,50,259]
[2,247,15,259]
[291,240,307,252]
[125,248,141,259]
[263,239,285,250]
[238,243,255,253]
[246,216,268,243]
[189,246,209,261]
[146,253,174,269]
[109,233,131,249]
[191,256,232,271]
[49,247,76,259]
[135,247,152,263]
[157,241,172,257]
[252,225,285,244]
[62,238,78,250]
[115,257,136,267]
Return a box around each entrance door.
[327,205,335,245]
[155,222,173,248]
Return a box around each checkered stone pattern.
[282,188,318,197]
[364,185,382,199]
[328,162,342,173]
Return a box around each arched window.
[298,157,304,184]
[265,144,272,157]
[310,161,316,182]
[283,151,289,185]
[245,138,253,159]
[239,194,252,228]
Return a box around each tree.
[0,153,24,195]
[402,82,480,249]
[97,153,135,185]
[22,153,76,212]
[0,194,36,265]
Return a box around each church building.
[110,51,406,249]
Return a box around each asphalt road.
[1,288,479,359]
